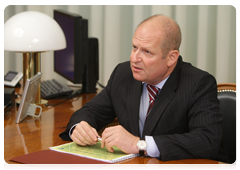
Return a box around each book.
[49,142,139,163]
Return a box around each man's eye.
[132,46,137,50]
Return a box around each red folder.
[10,150,110,164]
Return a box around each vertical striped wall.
[4,5,236,86]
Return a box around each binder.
[10,142,139,164]
[49,142,139,163]
[10,150,110,164]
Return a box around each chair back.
[217,83,236,163]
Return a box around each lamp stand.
[22,52,48,107]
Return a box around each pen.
[97,137,102,141]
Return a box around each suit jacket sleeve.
[59,64,120,141]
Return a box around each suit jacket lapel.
[127,79,142,137]
[142,56,182,137]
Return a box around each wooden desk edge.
[4,157,238,169]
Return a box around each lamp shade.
[4,11,66,52]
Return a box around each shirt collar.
[142,76,170,89]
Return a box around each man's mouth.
[132,65,143,71]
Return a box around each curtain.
[4,5,236,86]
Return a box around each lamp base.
[16,99,48,108]
[22,52,45,106]
[35,99,48,108]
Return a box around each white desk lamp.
[4,11,66,106]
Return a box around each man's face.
[130,24,169,85]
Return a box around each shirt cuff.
[145,135,160,157]
[69,123,79,140]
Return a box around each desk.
[4,85,220,164]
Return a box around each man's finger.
[80,124,98,144]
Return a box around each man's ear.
[167,50,179,67]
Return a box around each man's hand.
[71,121,99,146]
[101,125,140,154]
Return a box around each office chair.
[217,83,236,164]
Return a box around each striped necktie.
[146,84,160,120]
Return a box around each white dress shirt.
[139,76,169,157]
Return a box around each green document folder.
[50,142,138,163]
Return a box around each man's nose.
[131,50,141,62]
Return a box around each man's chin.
[132,73,144,82]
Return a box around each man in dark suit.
[60,14,228,162]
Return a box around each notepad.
[49,142,139,163]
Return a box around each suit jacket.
[60,56,228,162]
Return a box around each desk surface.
[4,85,220,164]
